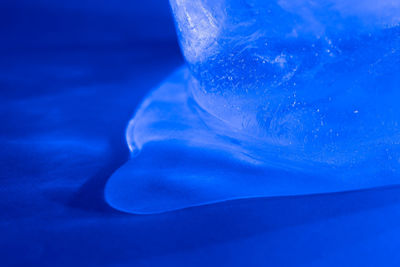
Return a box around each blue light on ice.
[106,0,400,214]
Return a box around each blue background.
[1,1,400,266]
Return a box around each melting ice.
[106,0,400,213]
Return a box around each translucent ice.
[170,0,400,168]
[106,0,400,214]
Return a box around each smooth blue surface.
[2,1,400,266]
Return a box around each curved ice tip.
[125,119,139,154]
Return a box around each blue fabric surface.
[1,1,400,266]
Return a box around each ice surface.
[106,0,400,214]
[170,0,400,167]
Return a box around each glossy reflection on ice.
[106,0,400,214]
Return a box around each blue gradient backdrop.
[1,1,400,266]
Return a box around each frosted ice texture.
[170,0,400,169]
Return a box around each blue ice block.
[106,0,400,214]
